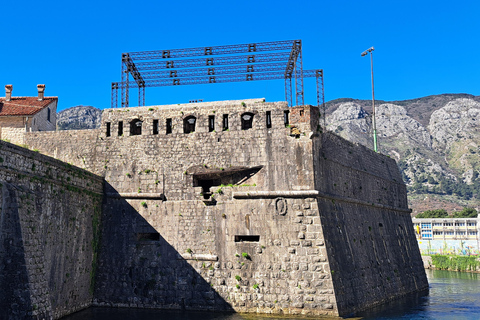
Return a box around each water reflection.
[62,270,480,320]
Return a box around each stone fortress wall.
[21,98,428,317]
[0,141,103,319]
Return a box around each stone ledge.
[178,253,218,261]
[106,192,166,200]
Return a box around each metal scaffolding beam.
[112,40,319,109]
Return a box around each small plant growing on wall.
[242,252,250,260]
[236,284,240,289]
[235,275,241,282]
[126,173,131,177]
[141,201,147,208]
[253,283,259,290]
[186,248,192,254]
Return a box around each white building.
[413,216,480,255]
[0,84,57,145]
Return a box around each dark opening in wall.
[153,119,159,135]
[284,110,290,127]
[266,111,272,128]
[184,116,196,133]
[197,179,215,199]
[223,114,229,131]
[208,115,215,132]
[118,121,123,136]
[166,118,172,134]
[130,119,143,136]
[235,235,260,242]
[241,112,254,130]
[137,233,160,241]
[47,108,51,122]
[106,122,111,137]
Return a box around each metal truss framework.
[112,40,323,109]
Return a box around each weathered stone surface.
[0,142,103,319]
[11,99,429,318]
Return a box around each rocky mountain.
[57,105,101,130]
[325,94,480,214]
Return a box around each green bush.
[416,209,448,218]
[431,255,479,271]
[452,207,478,218]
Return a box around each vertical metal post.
[361,47,377,152]
[321,70,325,129]
[295,42,304,106]
[370,51,377,153]
[138,87,141,107]
[316,69,325,128]
[121,55,126,108]
[111,82,118,108]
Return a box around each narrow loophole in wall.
[153,119,159,135]
[284,110,290,127]
[208,115,215,132]
[266,111,272,128]
[222,114,229,131]
[118,121,123,136]
[235,235,260,242]
[106,122,111,137]
[137,233,160,241]
[184,116,196,133]
[166,118,172,134]
[130,119,143,136]
[241,112,254,130]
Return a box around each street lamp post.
[361,46,378,152]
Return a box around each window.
[467,222,477,227]
[166,118,172,134]
[153,119,159,135]
[457,231,466,236]
[433,223,442,226]
[422,232,432,239]
[106,122,111,137]
[455,222,465,226]
[184,116,196,133]
[421,223,432,229]
[223,114,229,131]
[235,235,260,242]
[284,110,290,127]
[433,231,443,235]
[468,231,478,235]
[137,233,160,241]
[47,108,51,122]
[208,115,215,132]
[241,112,254,130]
[118,121,123,136]
[266,111,272,128]
[130,119,143,136]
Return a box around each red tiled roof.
[0,97,57,116]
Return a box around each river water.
[62,269,480,320]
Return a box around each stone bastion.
[1,98,429,318]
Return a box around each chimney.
[37,84,45,101]
[5,85,12,101]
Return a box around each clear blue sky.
[1,0,479,111]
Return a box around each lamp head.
[361,46,375,57]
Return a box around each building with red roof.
[0,84,57,144]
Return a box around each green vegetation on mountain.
[326,94,480,214]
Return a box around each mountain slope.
[57,106,101,130]
[325,94,480,214]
